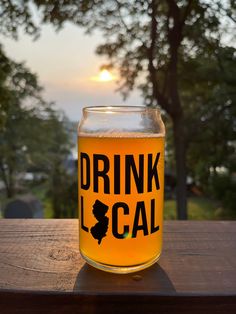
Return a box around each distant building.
[3,194,43,218]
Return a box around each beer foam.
[78,131,165,138]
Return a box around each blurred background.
[0,0,235,220]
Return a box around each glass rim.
[83,105,160,114]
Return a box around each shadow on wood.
[73,262,176,293]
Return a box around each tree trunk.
[7,168,15,198]
[173,115,187,219]
[0,162,14,198]
[148,0,189,219]
[6,185,14,198]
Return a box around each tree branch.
[114,0,130,33]
[148,0,171,113]
[166,0,194,117]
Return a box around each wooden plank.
[0,220,235,313]
[0,292,236,314]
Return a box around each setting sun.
[91,69,116,82]
[99,69,114,81]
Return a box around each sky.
[1,23,142,121]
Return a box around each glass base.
[80,251,162,274]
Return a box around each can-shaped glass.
[78,106,165,273]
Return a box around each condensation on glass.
[78,106,165,273]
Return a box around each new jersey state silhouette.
[90,199,109,244]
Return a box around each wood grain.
[0,220,236,313]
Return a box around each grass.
[164,197,236,220]
[30,183,54,218]
[1,183,235,220]
[43,195,234,220]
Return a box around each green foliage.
[0,0,235,218]
[0,46,74,217]
[29,0,236,219]
[210,175,236,212]
[0,0,40,39]
[178,45,236,214]
[29,175,78,219]
[0,46,45,197]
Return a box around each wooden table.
[0,220,235,313]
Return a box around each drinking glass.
[78,106,165,273]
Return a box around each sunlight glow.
[91,69,115,82]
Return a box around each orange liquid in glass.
[78,135,164,267]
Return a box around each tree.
[0,2,74,217]
[0,46,72,214]
[30,0,235,219]
[38,111,74,218]
[0,0,235,218]
[0,46,44,197]
[183,45,236,207]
